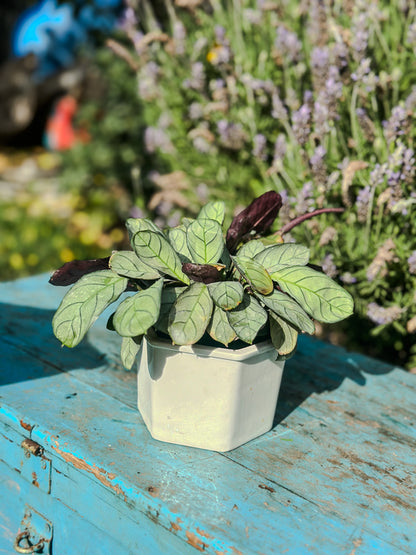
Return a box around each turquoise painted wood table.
[0,274,415,554]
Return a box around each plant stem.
[276,208,344,237]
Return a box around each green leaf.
[168,226,192,263]
[233,255,274,295]
[109,250,160,280]
[197,201,225,225]
[269,314,298,357]
[52,270,128,347]
[227,294,268,344]
[120,336,142,370]
[236,239,266,258]
[132,230,190,284]
[257,289,315,334]
[155,286,186,334]
[271,266,354,323]
[254,244,310,273]
[125,218,162,240]
[207,306,237,346]
[187,219,224,264]
[113,279,163,337]
[207,281,244,310]
[168,282,213,345]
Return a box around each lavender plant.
[109,0,415,369]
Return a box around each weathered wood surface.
[0,273,415,554]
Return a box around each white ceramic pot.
[137,332,285,452]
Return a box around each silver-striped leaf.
[52,270,128,347]
[113,279,163,337]
[269,314,298,357]
[120,336,143,370]
[168,282,213,345]
[186,219,224,264]
[132,230,190,284]
[154,286,186,335]
[207,306,237,346]
[168,226,192,263]
[109,250,160,280]
[233,255,274,295]
[255,243,310,273]
[227,294,268,344]
[197,201,225,225]
[257,289,315,334]
[125,217,162,240]
[236,239,267,259]
[271,265,354,323]
[207,281,244,310]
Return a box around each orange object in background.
[44,95,90,150]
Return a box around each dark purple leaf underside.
[226,191,282,253]
[49,257,111,286]
[182,263,223,284]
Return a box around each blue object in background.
[12,0,123,78]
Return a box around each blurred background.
[1,0,415,371]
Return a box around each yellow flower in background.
[9,253,25,270]
[60,248,75,263]
[207,49,219,64]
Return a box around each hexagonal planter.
[137,332,285,452]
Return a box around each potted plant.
[50,192,353,451]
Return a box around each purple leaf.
[182,263,224,284]
[49,257,111,286]
[226,192,282,253]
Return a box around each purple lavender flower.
[351,58,371,82]
[405,86,416,112]
[366,239,396,281]
[144,127,173,154]
[356,185,371,223]
[310,145,327,185]
[296,181,315,214]
[130,205,145,219]
[138,62,159,101]
[407,21,416,46]
[217,120,247,150]
[367,303,405,325]
[192,136,212,154]
[189,102,204,120]
[383,106,407,144]
[408,251,416,274]
[243,8,262,25]
[313,101,330,139]
[275,25,302,63]
[311,47,330,91]
[292,104,311,146]
[351,13,369,62]
[356,108,375,141]
[196,183,209,203]
[331,41,348,69]
[322,254,338,278]
[320,65,343,120]
[272,134,287,165]
[252,134,268,161]
[183,62,205,92]
[340,273,357,284]
[173,20,186,55]
[271,89,288,120]
[369,163,387,188]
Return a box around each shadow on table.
[0,303,106,386]
[273,334,400,425]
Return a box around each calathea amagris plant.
[50,192,353,368]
